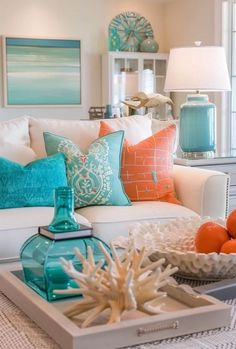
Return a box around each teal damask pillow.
[43,131,131,208]
[0,153,68,209]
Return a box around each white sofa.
[0,115,229,263]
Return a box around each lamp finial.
[194,41,202,47]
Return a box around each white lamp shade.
[164,46,231,92]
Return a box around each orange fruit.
[226,209,236,238]
[195,221,230,253]
[220,239,236,253]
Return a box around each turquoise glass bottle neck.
[48,187,80,233]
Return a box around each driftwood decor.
[55,242,178,328]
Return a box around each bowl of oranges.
[129,212,236,280]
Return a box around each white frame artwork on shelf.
[2,36,82,107]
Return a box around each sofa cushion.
[0,207,91,261]
[151,119,179,153]
[29,114,153,157]
[77,201,198,243]
[44,131,131,208]
[99,121,179,204]
[0,153,68,209]
[0,116,36,164]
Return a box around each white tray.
[0,269,231,349]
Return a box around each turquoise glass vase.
[109,27,120,51]
[48,186,80,232]
[179,94,215,158]
[20,186,110,302]
[140,37,159,53]
[20,235,109,301]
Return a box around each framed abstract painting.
[2,37,81,106]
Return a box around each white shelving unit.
[102,52,169,118]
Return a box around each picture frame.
[2,36,82,107]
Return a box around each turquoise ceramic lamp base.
[179,94,216,159]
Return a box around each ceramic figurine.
[122,92,173,117]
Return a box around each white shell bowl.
[149,249,236,280]
[129,217,236,280]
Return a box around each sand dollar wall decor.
[108,12,154,52]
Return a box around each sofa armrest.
[173,165,230,218]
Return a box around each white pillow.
[0,116,30,145]
[29,114,153,157]
[0,143,37,164]
[0,116,37,164]
[152,119,179,153]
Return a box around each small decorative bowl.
[129,217,236,280]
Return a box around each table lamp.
[164,43,231,159]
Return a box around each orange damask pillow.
[99,121,181,204]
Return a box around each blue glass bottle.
[109,27,120,51]
[140,36,159,53]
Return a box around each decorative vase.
[140,37,159,53]
[20,235,109,301]
[109,28,120,52]
[49,186,79,232]
[104,104,113,118]
[20,186,110,302]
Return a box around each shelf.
[102,52,169,108]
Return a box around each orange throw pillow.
[99,121,180,204]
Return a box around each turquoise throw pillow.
[43,131,131,208]
[0,153,68,208]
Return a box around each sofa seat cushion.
[77,201,198,243]
[0,207,91,261]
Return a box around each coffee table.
[0,271,235,349]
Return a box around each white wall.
[163,0,219,118]
[0,0,165,121]
[163,0,216,51]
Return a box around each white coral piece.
[54,242,178,328]
[129,217,226,254]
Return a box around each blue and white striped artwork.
[4,37,81,105]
